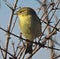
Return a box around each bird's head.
[15,7,36,16]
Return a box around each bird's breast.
[18,15,41,40]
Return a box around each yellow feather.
[16,7,42,54]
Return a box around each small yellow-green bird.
[16,7,42,54]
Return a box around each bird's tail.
[25,41,32,54]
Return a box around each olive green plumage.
[16,7,42,54]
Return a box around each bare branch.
[54,55,60,59]
[0,46,16,58]
[4,0,18,59]
[12,40,16,56]
[11,16,18,32]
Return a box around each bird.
[15,7,42,54]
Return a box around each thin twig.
[17,46,23,57]
[15,40,22,55]
[0,27,57,46]
[11,16,18,32]
[39,0,59,41]
[18,47,25,59]
[0,46,16,58]
[0,27,60,58]
[28,30,57,59]
[28,1,60,59]
[54,55,60,59]
[4,0,18,59]
[1,49,4,59]
[12,40,16,56]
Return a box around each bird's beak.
[14,10,19,15]
[14,12,18,15]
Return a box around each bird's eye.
[20,11,23,13]
[20,11,22,13]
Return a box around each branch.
[0,27,55,44]
[0,46,16,58]
[4,0,18,59]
